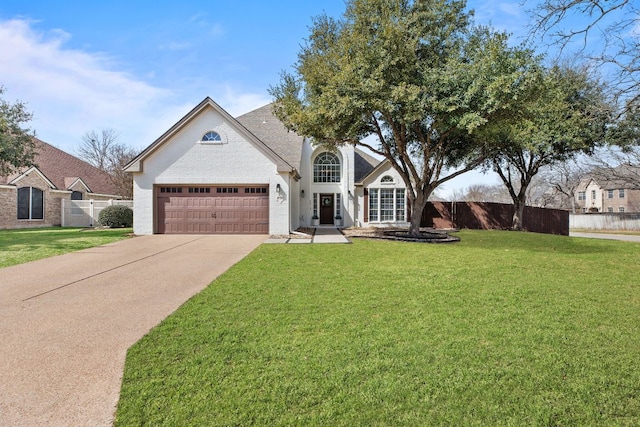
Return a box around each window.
[17,187,44,220]
[608,189,614,199]
[71,191,83,200]
[395,189,406,221]
[313,152,340,183]
[381,175,394,184]
[216,187,239,193]
[619,189,625,198]
[608,207,614,212]
[336,193,342,217]
[244,187,267,194]
[619,206,625,213]
[369,189,379,221]
[578,191,586,201]
[313,193,318,218]
[368,188,405,222]
[591,190,596,199]
[160,187,182,193]
[188,187,211,193]
[201,131,222,143]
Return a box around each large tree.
[491,65,611,230]
[76,129,137,199]
[0,86,36,175]
[271,0,538,235]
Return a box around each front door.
[320,194,334,225]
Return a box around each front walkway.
[265,227,350,244]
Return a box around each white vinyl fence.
[570,213,640,231]
[61,199,133,227]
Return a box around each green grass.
[0,227,133,268]
[115,230,640,426]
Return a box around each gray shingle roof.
[354,149,381,182]
[235,104,304,170]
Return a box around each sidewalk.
[265,227,350,244]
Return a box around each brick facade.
[0,173,114,229]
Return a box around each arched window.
[201,131,222,143]
[381,175,394,184]
[313,152,341,183]
[71,191,83,200]
[17,187,44,220]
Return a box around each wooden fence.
[420,202,569,235]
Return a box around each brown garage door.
[156,186,269,234]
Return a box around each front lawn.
[116,230,640,426]
[0,227,133,268]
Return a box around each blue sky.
[0,0,585,195]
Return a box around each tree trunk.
[409,193,429,236]
[512,198,526,231]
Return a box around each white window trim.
[368,187,406,223]
[199,130,226,145]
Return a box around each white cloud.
[217,85,273,116]
[0,19,174,151]
[0,18,282,156]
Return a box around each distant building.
[0,139,122,229]
[575,168,640,213]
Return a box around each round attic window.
[201,131,222,143]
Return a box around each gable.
[9,166,56,189]
[360,160,405,187]
[126,98,295,176]
[2,139,120,196]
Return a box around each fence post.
[89,200,94,227]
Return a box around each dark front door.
[320,194,334,225]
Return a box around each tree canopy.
[491,65,612,229]
[271,0,539,234]
[528,0,639,110]
[76,129,137,199]
[0,86,36,176]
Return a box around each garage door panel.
[157,186,268,234]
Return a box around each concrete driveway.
[0,234,265,427]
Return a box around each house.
[0,139,122,229]
[575,172,640,213]
[125,97,408,235]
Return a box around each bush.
[98,205,133,228]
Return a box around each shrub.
[98,205,133,228]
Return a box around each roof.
[354,149,381,183]
[125,98,296,175]
[0,139,119,196]
[578,165,640,191]
[235,104,305,170]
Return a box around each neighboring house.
[0,139,122,229]
[126,97,408,235]
[575,174,640,213]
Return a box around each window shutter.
[364,188,369,223]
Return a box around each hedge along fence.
[420,202,569,236]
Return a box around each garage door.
[156,185,269,234]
